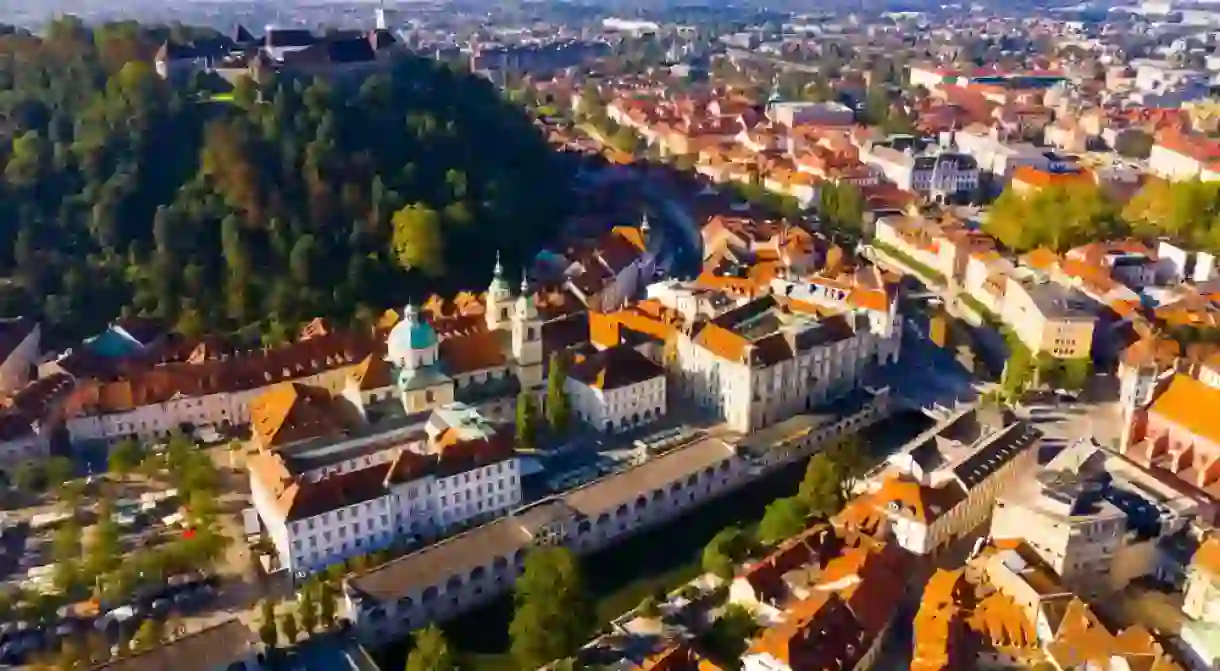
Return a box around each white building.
[861,142,979,200]
[840,408,1041,556]
[248,402,522,577]
[341,435,747,642]
[674,293,901,434]
[952,126,1063,184]
[990,439,1201,596]
[565,345,666,433]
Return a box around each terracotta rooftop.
[567,344,664,391]
[1148,374,1220,449]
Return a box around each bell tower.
[485,252,513,331]
[512,275,544,389]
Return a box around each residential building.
[1125,373,1220,504]
[990,439,1201,596]
[247,402,522,576]
[91,618,264,671]
[731,524,907,671]
[563,223,658,312]
[860,141,979,201]
[673,293,901,434]
[565,345,666,433]
[998,277,1096,359]
[839,407,1041,556]
[0,373,76,475]
[1149,128,1220,182]
[1009,164,1094,196]
[874,214,996,283]
[767,101,855,128]
[342,435,746,642]
[1185,538,1220,623]
[0,318,39,395]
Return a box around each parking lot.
[0,435,253,666]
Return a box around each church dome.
[387,304,437,362]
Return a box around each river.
[373,411,935,671]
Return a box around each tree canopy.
[0,19,570,346]
[509,546,594,670]
[984,181,1120,253]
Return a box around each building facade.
[674,294,901,434]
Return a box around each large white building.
[674,293,901,434]
[839,406,1041,556]
[565,344,666,433]
[342,435,747,641]
[861,140,979,200]
[248,402,522,577]
[990,438,1201,597]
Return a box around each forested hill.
[0,18,570,346]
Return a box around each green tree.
[45,456,74,492]
[279,612,299,645]
[132,617,164,651]
[13,461,42,493]
[298,586,318,633]
[318,581,337,627]
[509,547,594,670]
[799,453,846,518]
[757,496,809,545]
[1060,357,1092,392]
[406,623,457,671]
[1114,130,1153,159]
[515,391,540,450]
[702,525,752,580]
[391,203,446,278]
[545,353,571,435]
[108,438,143,481]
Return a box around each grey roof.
[1022,282,1096,321]
[346,500,576,602]
[951,421,1041,489]
[90,619,258,671]
[346,436,739,603]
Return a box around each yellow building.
[999,277,1096,359]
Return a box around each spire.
[403,301,417,324]
[519,271,529,295]
[767,74,783,108]
[494,250,504,279]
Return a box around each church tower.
[512,276,544,389]
[485,252,513,331]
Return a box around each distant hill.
[0,17,570,346]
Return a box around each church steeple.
[486,251,513,330]
[767,75,783,109]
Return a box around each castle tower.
[485,251,513,331]
[512,275,544,389]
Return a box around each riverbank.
[373,412,934,671]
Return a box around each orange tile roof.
[1012,165,1094,189]
[1021,247,1060,271]
[1148,374,1220,448]
[249,383,351,450]
[693,323,750,362]
[635,643,725,671]
[437,330,507,375]
[1193,537,1220,576]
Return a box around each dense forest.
[0,18,570,345]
